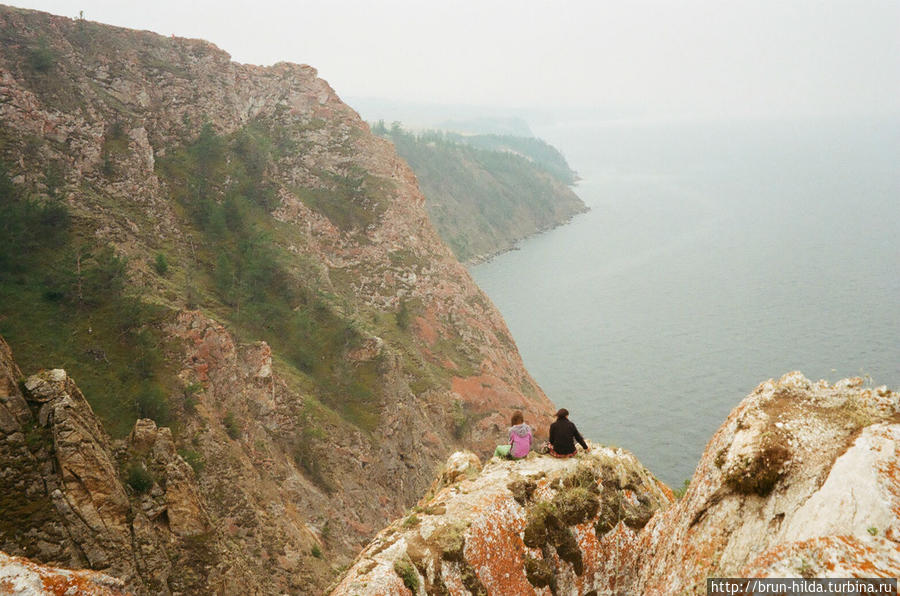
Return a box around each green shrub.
[451,400,472,439]
[393,559,419,592]
[43,161,66,198]
[126,463,154,494]
[28,38,55,72]
[178,449,205,474]
[182,382,202,413]
[223,411,241,439]
[396,299,411,330]
[135,385,170,425]
[154,253,169,276]
[293,427,335,493]
[311,545,322,558]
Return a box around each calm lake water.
[470,117,900,486]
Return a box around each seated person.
[493,411,533,459]
[549,408,589,458]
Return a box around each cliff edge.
[332,372,900,595]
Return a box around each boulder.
[0,550,128,595]
[633,373,900,593]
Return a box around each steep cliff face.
[0,5,554,594]
[374,126,587,263]
[1,337,268,593]
[333,373,900,595]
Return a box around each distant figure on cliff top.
[493,411,533,460]
[549,408,589,458]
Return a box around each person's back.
[548,409,588,456]
[509,423,533,459]
[493,410,533,460]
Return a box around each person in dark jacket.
[548,408,589,457]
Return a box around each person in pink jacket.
[493,411,533,460]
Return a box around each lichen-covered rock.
[0,550,128,595]
[334,374,900,595]
[634,372,900,594]
[330,447,672,596]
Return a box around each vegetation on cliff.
[372,122,587,262]
[0,6,555,593]
[0,162,175,436]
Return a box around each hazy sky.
[9,0,900,119]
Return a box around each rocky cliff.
[333,373,900,595]
[374,125,587,263]
[0,5,553,594]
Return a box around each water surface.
[471,117,900,485]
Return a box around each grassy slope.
[375,125,586,262]
[0,113,481,441]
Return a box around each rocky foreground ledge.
[331,373,900,595]
[0,551,125,595]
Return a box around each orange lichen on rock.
[464,495,534,595]
[334,374,900,595]
[0,551,127,595]
[741,535,900,578]
[633,373,900,594]
[331,446,671,596]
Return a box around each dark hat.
[556,408,569,419]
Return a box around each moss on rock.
[523,498,585,576]
[524,554,554,588]
[430,519,469,562]
[562,464,600,492]
[393,557,419,592]
[523,501,559,548]
[507,477,537,506]
[725,442,791,497]
[553,486,601,526]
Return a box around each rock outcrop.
[0,550,127,596]
[0,337,305,594]
[333,373,900,595]
[633,372,900,593]
[330,446,672,595]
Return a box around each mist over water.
[471,117,900,486]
